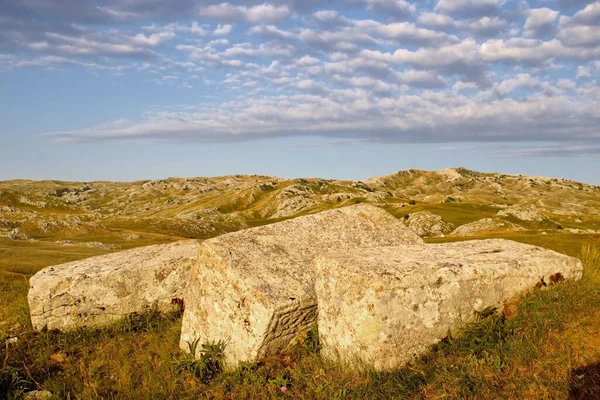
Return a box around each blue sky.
[1,0,599,183]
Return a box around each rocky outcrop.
[404,211,454,237]
[28,240,200,331]
[180,204,423,367]
[497,204,547,222]
[314,239,582,371]
[451,218,525,236]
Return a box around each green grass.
[383,202,499,227]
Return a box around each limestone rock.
[28,240,199,331]
[498,204,547,222]
[23,390,53,400]
[451,218,525,236]
[180,204,423,367]
[404,211,454,237]
[315,239,582,371]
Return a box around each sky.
[0,0,599,184]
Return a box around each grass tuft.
[580,244,600,285]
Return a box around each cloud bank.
[0,0,598,152]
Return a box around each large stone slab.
[29,240,200,331]
[180,204,423,367]
[315,239,583,371]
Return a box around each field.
[2,170,600,398]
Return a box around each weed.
[173,338,227,384]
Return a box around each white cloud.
[576,66,591,79]
[2,0,598,153]
[199,2,291,23]
[314,10,339,22]
[480,38,600,64]
[523,8,559,37]
[213,24,233,36]
[131,32,175,46]
[365,0,417,19]
[557,25,600,47]
[434,0,505,16]
[44,81,600,146]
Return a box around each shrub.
[408,200,416,205]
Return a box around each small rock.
[451,218,525,236]
[404,211,454,237]
[5,336,18,345]
[23,390,53,400]
[497,204,547,222]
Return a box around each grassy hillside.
[1,168,600,398]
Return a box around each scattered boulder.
[315,240,582,371]
[28,240,200,331]
[8,228,30,240]
[497,204,547,222]
[451,218,525,236]
[180,204,423,367]
[404,211,454,237]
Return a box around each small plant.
[0,366,31,398]
[580,244,600,285]
[294,326,321,354]
[174,338,227,383]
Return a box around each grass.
[5,276,600,399]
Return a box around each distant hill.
[0,167,599,246]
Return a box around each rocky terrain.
[2,167,600,399]
[1,167,599,248]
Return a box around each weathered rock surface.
[28,240,199,331]
[315,239,582,371]
[180,204,423,367]
[451,218,525,236]
[404,211,454,237]
[498,204,547,222]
